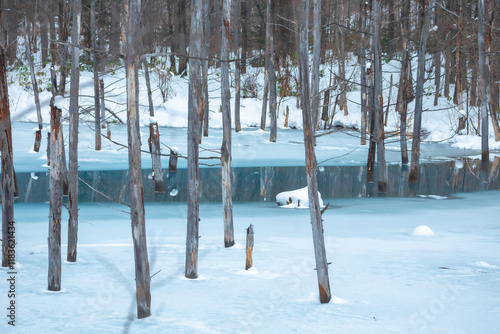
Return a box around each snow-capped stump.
[276,186,324,208]
[412,225,435,237]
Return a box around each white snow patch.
[417,194,447,200]
[276,186,323,209]
[149,116,158,124]
[169,188,179,197]
[30,172,39,180]
[171,146,179,154]
[412,225,435,237]
[473,261,499,269]
[455,160,464,169]
[53,95,66,110]
[331,295,350,305]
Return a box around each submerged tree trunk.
[123,0,151,319]
[1,46,15,268]
[186,0,203,277]
[143,59,164,194]
[297,0,331,304]
[67,0,81,263]
[409,0,435,183]
[221,0,235,247]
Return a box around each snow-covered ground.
[2,191,500,333]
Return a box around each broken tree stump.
[245,224,254,270]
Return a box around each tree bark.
[234,0,242,133]
[486,0,500,141]
[67,0,81,263]
[297,0,331,304]
[123,0,151,318]
[360,0,367,146]
[202,0,210,137]
[91,0,101,151]
[434,52,441,106]
[221,0,235,247]
[409,0,435,183]
[245,224,254,270]
[1,46,15,268]
[186,0,203,278]
[311,0,321,133]
[478,0,489,163]
[268,0,277,142]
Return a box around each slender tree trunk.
[409,0,435,183]
[234,0,242,132]
[221,0,235,247]
[25,19,43,152]
[48,98,62,291]
[67,0,81,263]
[39,0,49,66]
[360,0,367,145]
[123,0,151,319]
[178,1,188,76]
[455,2,464,115]
[186,0,203,278]
[311,0,321,133]
[0,46,15,268]
[478,0,489,163]
[261,4,270,131]
[434,52,441,106]
[268,2,277,142]
[486,0,500,141]
[91,0,101,151]
[143,59,164,194]
[297,0,331,304]
[58,0,69,95]
[202,0,210,137]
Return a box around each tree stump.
[245,224,254,270]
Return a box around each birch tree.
[221,0,235,247]
[67,0,81,263]
[297,0,331,304]
[123,0,151,318]
[186,0,203,277]
[409,0,435,183]
[1,46,15,268]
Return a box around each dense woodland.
[1,0,500,320]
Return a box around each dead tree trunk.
[67,0,81,263]
[373,0,387,193]
[24,20,43,152]
[478,0,489,163]
[0,46,15,268]
[360,0,367,145]
[234,0,242,132]
[311,0,321,133]
[91,0,101,151]
[186,0,203,278]
[267,0,277,142]
[434,52,441,106]
[123,0,151,318]
[202,0,210,137]
[298,0,331,304]
[143,59,164,194]
[486,0,500,141]
[261,3,270,132]
[409,0,435,183]
[48,98,62,291]
[455,2,464,115]
[245,224,254,270]
[221,0,235,247]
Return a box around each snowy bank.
[276,186,323,208]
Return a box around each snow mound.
[276,186,323,209]
[412,225,435,237]
[417,195,447,200]
[473,261,499,269]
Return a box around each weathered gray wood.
[67,0,81,263]
[91,0,101,151]
[99,79,106,131]
[373,0,387,193]
[359,0,367,145]
[48,99,62,291]
[267,0,277,142]
[143,59,164,194]
[384,74,392,127]
[58,1,69,95]
[311,0,321,133]
[24,19,43,152]
[298,0,331,304]
[186,0,203,278]
[234,0,242,133]
[1,46,15,268]
[409,0,435,183]
[221,0,235,248]
[245,224,254,270]
[168,149,178,172]
[434,52,441,107]
[202,0,210,137]
[260,4,270,131]
[123,0,151,318]
[366,52,375,183]
[478,0,489,164]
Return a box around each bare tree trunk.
[143,59,164,194]
[234,0,242,132]
[360,0,367,145]
[39,0,49,66]
[486,0,500,141]
[267,0,277,142]
[311,0,321,133]
[58,0,69,95]
[0,46,15,268]
[202,0,210,137]
[123,0,151,319]
[245,224,254,270]
[434,52,441,106]
[297,0,331,304]
[479,0,489,163]
[261,3,270,131]
[186,0,203,278]
[409,0,435,183]
[48,98,62,291]
[221,0,235,247]
[25,19,43,152]
[91,0,101,151]
[177,1,188,76]
[455,2,464,115]
[67,0,81,263]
